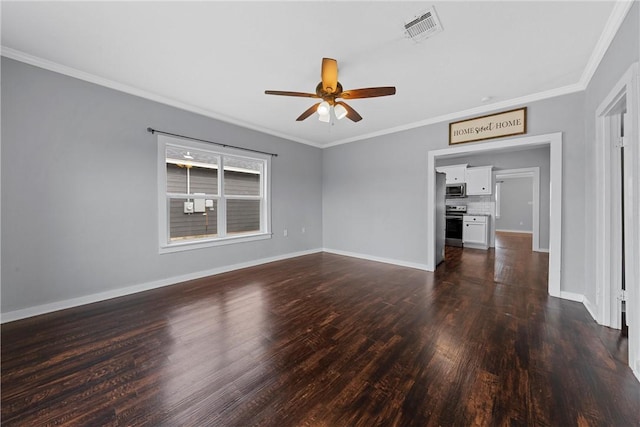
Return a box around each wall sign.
[449,107,527,145]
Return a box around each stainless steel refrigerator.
[435,172,446,265]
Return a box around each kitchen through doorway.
[426,132,563,298]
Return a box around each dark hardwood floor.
[2,233,639,426]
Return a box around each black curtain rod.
[147,127,278,157]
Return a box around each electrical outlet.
[283,229,288,237]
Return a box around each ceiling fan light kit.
[265,57,396,124]
[317,103,348,124]
[317,101,331,116]
[333,103,348,120]
[318,112,331,123]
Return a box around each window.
[158,135,271,252]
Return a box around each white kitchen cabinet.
[435,164,467,184]
[463,215,489,249]
[465,166,493,195]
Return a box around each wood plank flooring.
[2,233,639,426]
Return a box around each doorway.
[494,168,542,252]
[426,132,563,298]
[594,62,638,378]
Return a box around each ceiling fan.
[265,58,396,123]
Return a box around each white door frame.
[426,132,563,298]
[594,62,639,380]
[494,167,542,252]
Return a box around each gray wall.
[496,177,533,232]
[437,146,550,248]
[323,92,586,293]
[583,3,639,305]
[1,57,323,314]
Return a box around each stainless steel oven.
[445,205,467,247]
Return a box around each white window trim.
[157,135,271,253]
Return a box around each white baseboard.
[322,248,429,271]
[494,229,548,252]
[582,296,599,322]
[463,242,489,250]
[1,248,322,324]
[559,291,584,303]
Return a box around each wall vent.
[404,7,443,42]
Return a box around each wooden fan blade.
[336,101,362,122]
[265,90,319,98]
[339,87,396,99]
[321,58,338,94]
[296,103,321,121]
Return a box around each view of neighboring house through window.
[223,157,262,235]
[158,135,270,252]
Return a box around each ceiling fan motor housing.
[316,82,343,104]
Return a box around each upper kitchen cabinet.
[435,164,467,184]
[465,166,493,195]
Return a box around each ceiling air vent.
[404,7,443,42]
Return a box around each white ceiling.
[1,1,629,148]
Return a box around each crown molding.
[0,47,323,149]
[579,0,635,88]
[322,82,584,148]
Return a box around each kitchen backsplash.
[446,195,495,215]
